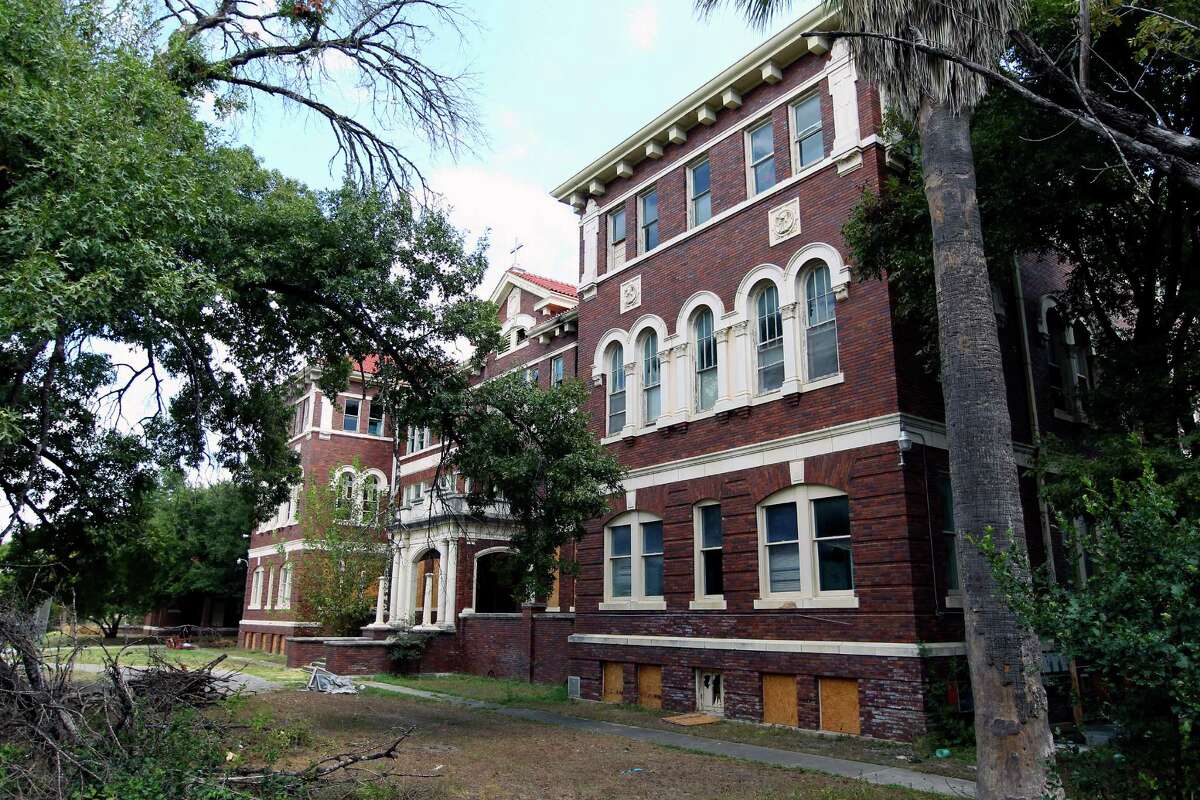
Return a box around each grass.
[368,672,977,782]
[227,689,942,800]
[46,644,309,686]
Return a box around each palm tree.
[697,1,1060,798]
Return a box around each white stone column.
[388,545,404,625]
[622,362,637,436]
[371,576,387,626]
[581,210,599,285]
[827,39,862,172]
[435,539,450,626]
[442,537,459,630]
[656,346,674,424]
[780,303,802,395]
[672,343,691,420]
[713,328,734,413]
[729,321,751,406]
[420,574,434,627]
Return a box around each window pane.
[694,192,712,226]
[611,525,631,556]
[611,209,625,243]
[764,502,798,543]
[807,322,839,378]
[768,543,802,592]
[794,95,821,135]
[645,385,660,421]
[612,556,632,597]
[758,342,784,393]
[642,521,663,554]
[343,399,359,431]
[700,505,723,549]
[750,123,774,161]
[644,555,663,596]
[698,368,717,411]
[817,539,854,591]
[642,190,658,223]
[799,132,823,167]
[754,159,776,194]
[645,220,659,250]
[703,549,724,595]
[692,159,710,196]
[813,496,850,539]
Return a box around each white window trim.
[690,501,727,611]
[686,156,712,229]
[638,188,659,255]
[609,208,627,269]
[745,117,776,197]
[606,345,628,436]
[754,484,859,609]
[639,332,661,428]
[465,545,520,615]
[341,397,361,433]
[366,401,386,437]
[249,567,264,609]
[601,510,667,610]
[799,263,841,384]
[788,92,825,172]
[753,282,785,396]
[276,562,293,610]
[551,354,566,386]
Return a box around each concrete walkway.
[362,681,976,798]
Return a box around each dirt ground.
[247,690,940,800]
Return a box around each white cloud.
[625,2,660,51]
[429,165,578,299]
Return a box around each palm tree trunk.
[918,98,1061,800]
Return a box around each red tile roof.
[353,355,382,374]
[510,267,578,298]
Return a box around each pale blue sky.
[208,0,804,291]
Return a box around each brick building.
[241,7,1090,740]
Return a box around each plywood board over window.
[602,662,624,703]
[762,674,799,726]
[819,677,861,735]
[638,665,663,709]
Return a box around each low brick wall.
[325,640,393,675]
[531,614,574,684]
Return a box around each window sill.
[688,598,727,611]
[599,599,667,611]
[753,595,859,610]
[802,372,845,392]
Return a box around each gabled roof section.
[488,266,579,308]
[551,2,837,208]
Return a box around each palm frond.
[695,0,795,30]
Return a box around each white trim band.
[239,619,320,628]
[567,633,966,658]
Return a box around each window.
[641,332,661,424]
[249,567,264,609]
[609,208,627,268]
[755,283,784,393]
[607,344,626,435]
[1046,308,1091,414]
[696,503,723,598]
[804,263,839,379]
[264,568,275,610]
[551,355,566,386]
[689,158,712,227]
[367,402,384,436]
[525,366,540,386]
[605,512,666,605]
[342,397,360,432]
[748,120,776,195]
[334,471,354,518]
[406,426,428,453]
[939,477,960,593]
[436,471,455,496]
[515,327,527,343]
[276,563,293,610]
[360,473,381,523]
[694,308,718,412]
[293,398,309,436]
[475,550,520,613]
[640,189,659,253]
[792,94,824,168]
[404,482,425,506]
[757,486,855,605]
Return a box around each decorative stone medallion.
[767,197,802,246]
[506,286,521,317]
[619,274,642,314]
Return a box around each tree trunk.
[917,99,1061,800]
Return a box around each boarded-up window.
[819,677,860,735]
[602,662,624,703]
[638,665,662,709]
[762,674,798,726]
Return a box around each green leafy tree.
[294,463,390,636]
[983,452,1200,799]
[434,375,626,601]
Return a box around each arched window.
[276,562,294,610]
[264,567,276,610]
[334,471,354,518]
[413,549,441,624]
[360,473,381,523]
[694,308,718,411]
[474,550,521,613]
[641,331,661,424]
[755,282,784,393]
[804,263,839,379]
[607,344,626,434]
[250,566,264,609]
